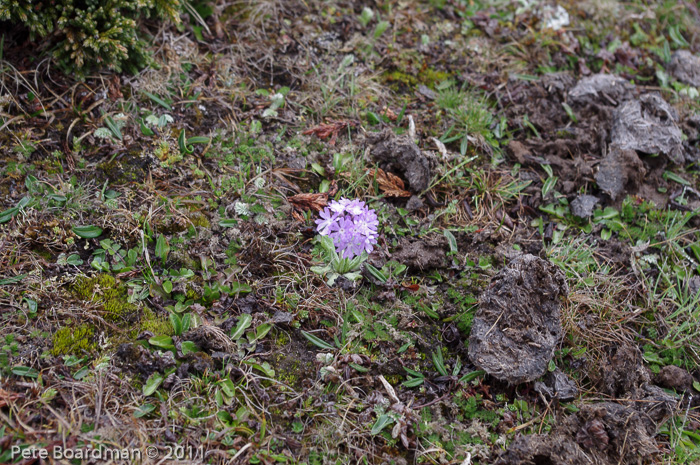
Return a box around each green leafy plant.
[311,235,367,286]
[1,0,184,72]
[364,260,407,284]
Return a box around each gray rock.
[668,50,700,87]
[570,194,599,218]
[611,93,685,164]
[568,74,634,106]
[595,145,646,200]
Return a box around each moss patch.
[72,274,138,322]
[52,324,96,356]
[139,307,174,336]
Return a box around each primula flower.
[316,198,378,259]
[315,207,337,236]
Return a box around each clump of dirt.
[390,235,447,270]
[668,50,700,87]
[97,151,155,184]
[568,73,634,106]
[570,402,660,463]
[496,396,673,465]
[505,72,693,212]
[183,325,236,353]
[468,254,568,384]
[635,384,677,425]
[600,343,650,397]
[611,93,685,164]
[594,145,646,201]
[494,434,589,465]
[656,364,693,391]
[115,342,177,377]
[535,368,579,401]
[182,351,216,375]
[368,129,431,193]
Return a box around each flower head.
[316,198,378,259]
[315,207,337,236]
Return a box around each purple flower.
[344,199,366,216]
[315,207,337,236]
[329,199,348,215]
[316,198,378,259]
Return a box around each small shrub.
[0,0,182,72]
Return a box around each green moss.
[51,324,96,356]
[383,70,418,88]
[35,159,63,175]
[383,67,451,91]
[274,357,301,387]
[139,307,174,336]
[275,331,291,346]
[73,274,137,322]
[32,247,53,260]
[184,289,199,301]
[190,213,210,228]
[419,67,450,87]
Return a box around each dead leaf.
[368,168,411,197]
[302,121,356,146]
[380,106,398,121]
[289,192,328,212]
[108,75,123,101]
[0,388,22,408]
[288,181,338,212]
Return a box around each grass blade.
[301,330,335,350]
